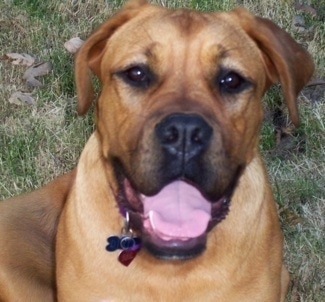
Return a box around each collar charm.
[106,212,141,266]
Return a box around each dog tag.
[118,249,138,267]
[106,236,121,252]
[105,211,141,266]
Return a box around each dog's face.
[75,1,313,259]
[97,9,265,258]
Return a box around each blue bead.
[120,236,135,250]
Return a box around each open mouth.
[116,176,231,260]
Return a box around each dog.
[0,0,314,301]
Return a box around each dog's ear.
[231,8,314,126]
[75,0,148,115]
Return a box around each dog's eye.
[218,71,251,94]
[126,67,146,82]
[118,65,153,88]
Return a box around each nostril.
[164,126,179,144]
[191,127,203,143]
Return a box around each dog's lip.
[142,232,207,260]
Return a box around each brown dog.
[0,0,314,301]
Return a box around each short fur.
[0,1,314,301]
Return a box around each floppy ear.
[231,8,314,127]
[75,0,148,115]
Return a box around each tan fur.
[0,0,313,301]
[0,170,75,301]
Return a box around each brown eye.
[218,71,251,94]
[126,66,146,82]
[118,65,153,88]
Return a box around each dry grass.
[0,0,324,300]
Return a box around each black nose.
[155,113,213,162]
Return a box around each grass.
[0,0,324,300]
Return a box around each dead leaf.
[281,208,304,226]
[293,2,317,17]
[291,15,307,33]
[23,62,52,87]
[292,15,305,27]
[305,78,325,87]
[4,53,35,66]
[64,37,84,54]
[9,92,36,106]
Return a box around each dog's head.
[75,0,314,259]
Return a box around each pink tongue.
[142,181,211,241]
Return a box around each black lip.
[143,233,207,260]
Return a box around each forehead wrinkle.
[197,20,263,71]
[168,9,208,35]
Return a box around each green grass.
[0,0,324,300]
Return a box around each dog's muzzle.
[114,113,239,260]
